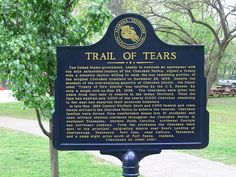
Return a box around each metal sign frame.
[53,13,209,151]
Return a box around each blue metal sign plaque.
[53,13,209,150]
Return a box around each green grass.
[1,98,236,166]
[0,102,36,119]
[0,128,122,177]
[181,97,236,165]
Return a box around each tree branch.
[62,0,70,37]
[231,33,236,40]
[187,8,221,47]
[155,29,194,44]
[229,27,236,36]
[35,108,51,138]
[1,13,8,28]
[215,0,230,38]
[78,1,105,41]
[203,0,220,13]
[225,5,236,19]
[155,25,198,44]
[16,0,20,29]
[148,7,198,44]
[207,38,217,62]
[62,0,76,37]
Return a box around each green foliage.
[218,42,236,79]
[0,0,111,119]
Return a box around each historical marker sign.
[53,14,209,150]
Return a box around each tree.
[123,0,142,13]
[141,0,236,97]
[219,42,236,79]
[108,0,142,16]
[108,0,125,17]
[0,0,111,176]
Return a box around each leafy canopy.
[0,0,111,119]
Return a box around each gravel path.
[1,116,236,177]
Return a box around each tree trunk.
[231,66,236,75]
[206,52,223,100]
[108,0,125,17]
[49,119,59,177]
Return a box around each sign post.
[53,13,209,176]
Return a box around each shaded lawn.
[181,97,236,165]
[0,128,122,177]
[0,102,36,119]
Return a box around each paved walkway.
[1,116,236,177]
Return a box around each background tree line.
[110,0,236,87]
